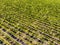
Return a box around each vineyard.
[0,0,60,45]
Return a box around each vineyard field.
[0,0,60,45]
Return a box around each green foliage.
[0,0,60,45]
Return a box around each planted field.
[0,0,60,45]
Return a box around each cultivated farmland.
[0,0,60,45]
